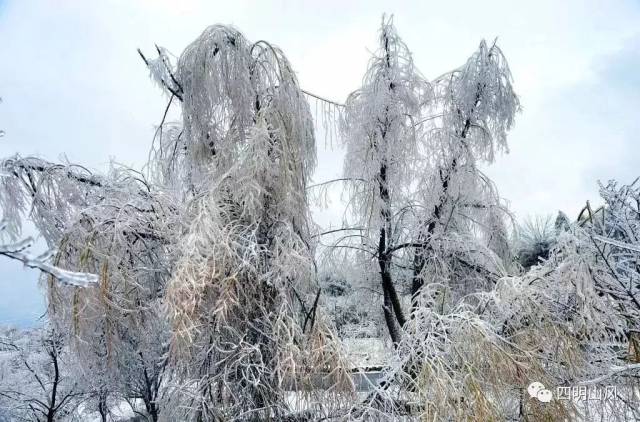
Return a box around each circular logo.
[528,382,552,403]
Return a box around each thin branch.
[307,178,367,190]
[301,89,344,108]
[312,227,365,239]
[579,363,640,385]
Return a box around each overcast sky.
[1,0,639,326]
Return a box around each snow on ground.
[342,337,389,370]
[76,399,141,422]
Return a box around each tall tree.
[142,24,352,420]
[337,18,518,343]
[410,38,519,302]
[340,17,430,342]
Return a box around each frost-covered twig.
[0,221,97,286]
[0,240,97,287]
[580,363,640,385]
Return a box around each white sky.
[1,0,639,325]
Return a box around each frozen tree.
[338,17,431,343]
[555,210,571,233]
[139,24,353,420]
[0,327,84,422]
[334,17,518,346]
[516,215,556,269]
[515,211,576,271]
[514,183,640,419]
[330,17,631,421]
[348,178,640,420]
[0,156,174,421]
[571,180,640,333]
[408,36,519,303]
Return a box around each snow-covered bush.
[516,215,557,269]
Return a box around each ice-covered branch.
[580,363,640,385]
[0,223,97,286]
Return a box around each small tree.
[0,327,84,422]
[515,215,557,269]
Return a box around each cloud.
[485,33,640,219]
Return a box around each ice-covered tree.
[0,156,173,421]
[0,327,84,422]
[409,36,519,302]
[140,24,353,420]
[349,178,640,420]
[515,215,557,269]
[569,180,640,334]
[334,17,518,346]
[331,18,631,421]
[338,17,431,343]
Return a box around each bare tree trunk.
[46,342,59,422]
[140,353,160,422]
[375,28,408,342]
[98,390,108,422]
[378,162,406,341]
